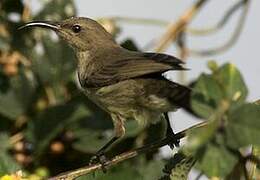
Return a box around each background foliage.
[0,0,259,180]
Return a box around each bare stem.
[154,0,209,52]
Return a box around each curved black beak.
[18,21,60,31]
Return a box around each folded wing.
[85,52,186,87]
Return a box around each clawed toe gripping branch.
[48,122,207,180]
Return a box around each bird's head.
[19,17,116,51]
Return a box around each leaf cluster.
[182,62,260,179]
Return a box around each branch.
[177,32,188,83]
[189,0,250,57]
[49,121,208,180]
[154,0,209,52]
[106,16,168,27]
[187,0,248,36]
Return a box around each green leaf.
[72,120,142,153]
[191,74,223,118]
[32,36,76,85]
[207,60,218,72]
[72,128,111,153]
[78,162,142,180]
[31,36,76,103]
[0,35,10,51]
[0,133,10,151]
[0,90,24,119]
[184,120,218,155]
[35,0,76,21]
[0,70,36,120]
[218,63,248,105]
[191,63,247,119]
[78,160,164,180]
[70,98,114,152]
[0,133,20,176]
[0,153,21,176]
[26,102,90,156]
[140,160,165,180]
[196,143,238,178]
[227,103,260,148]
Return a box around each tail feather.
[168,82,192,112]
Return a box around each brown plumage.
[20,17,191,162]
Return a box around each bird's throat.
[76,50,95,86]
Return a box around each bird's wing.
[84,52,186,87]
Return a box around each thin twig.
[49,121,208,180]
[9,132,24,145]
[22,0,31,22]
[177,31,188,83]
[187,0,248,35]
[107,16,168,27]
[189,0,250,57]
[44,86,57,105]
[154,0,209,52]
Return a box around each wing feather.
[85,52,187,87]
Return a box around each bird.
[19,17,192,166]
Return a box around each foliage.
[185,62,260,178]
[0,0,259,180]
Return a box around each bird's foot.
[167,132,180,149]
[89,151,109,173]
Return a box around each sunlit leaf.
[217,63,248,105]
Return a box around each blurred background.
[0,0,259,179]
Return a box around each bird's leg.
[164,113,180,149]
[89,137,117,173]
[90,114,125,172]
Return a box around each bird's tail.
[168,82,196,116]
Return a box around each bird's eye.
[72,25,81,33]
